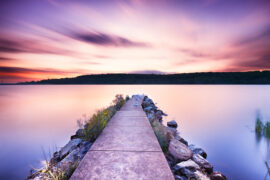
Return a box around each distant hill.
[18,71,270,84]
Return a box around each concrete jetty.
[70,96,174,180]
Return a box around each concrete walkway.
[70,96,174,180]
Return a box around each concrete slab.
[91,126,160,151]
[70,151,174,180]
[114,110,146,117]
[107,116,151,127]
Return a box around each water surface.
[0,85,269,179]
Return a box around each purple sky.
[0,0,270,82]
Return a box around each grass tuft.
[255,115,264,135]
[151,120,170,153]
[82,94,126,141]
[265,122,270,138]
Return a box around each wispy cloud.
[223,26,270,71]
[0,37,72,55]
[234,26,270,46]
[0,66,71,74]
[69,30,150,47]
[0,56,14,61]
[178,48,213,58]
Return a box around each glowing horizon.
[0,0,270,83]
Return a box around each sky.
[0,0,270,83]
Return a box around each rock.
[70,128,84,140]
[174,175,187,180]
[142,97,154,108]
[70,135,77,140]
[166,126,177,136]
[175,134,188,146]
[59,138,82,159]
[189,144,207,158]
[60,148,80,165]
[50,151,61,164]
[167,120,178,128]
[144,106,153,112]
[178,168,197,179]
[195,171,210,180]
[147,112,155,122]
[192,154,213,174]
[77,141,92,159]
[76,129,84,137]
[210,172,227,180]
[165,154,175,168]
[173,159,200,172]
[168,139,193,163]
[155,110,163,122]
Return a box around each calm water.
[0,85,270,179]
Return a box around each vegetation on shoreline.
[17,71,270,85]
[254,112,270,179]
[28,94,128,180]
[82,94,126,142]
[142,97,171,153]
[255,112,270,138]
[150,119,171,153]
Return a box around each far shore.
[1,71,270,85]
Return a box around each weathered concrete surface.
[70,96,174,180]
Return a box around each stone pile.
[28,130,92,179]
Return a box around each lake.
[0,85,269,179]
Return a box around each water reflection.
[0,85,270,179]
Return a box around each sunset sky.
[0,0,270,83]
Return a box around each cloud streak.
[0,66,70,74]
[0,37,72,55]
[223,26,270,71]
[70,31,150,47]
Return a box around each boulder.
[174,175,187,180]
[144,106,153,112]
[175,134,188,146]
[142,97,154,108]
[77,141,92,160]
[167,120,178,128]
[57,148,80,172]
[192,154,213,174]
[165,154,175,168]
[178,168,197,179]
[147,112,155,122]
[189,144,207,158]
[195,171,210,180]
[50,151,63,165]
[70,129,84,140]
[76,129,84,137]
[168,139,193,163]
[166,126,177,137]
[210,172,227,180]
[59,138,82,159]
[60,148,80,164]
[173,159,200,172]
[155,110,163,122]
